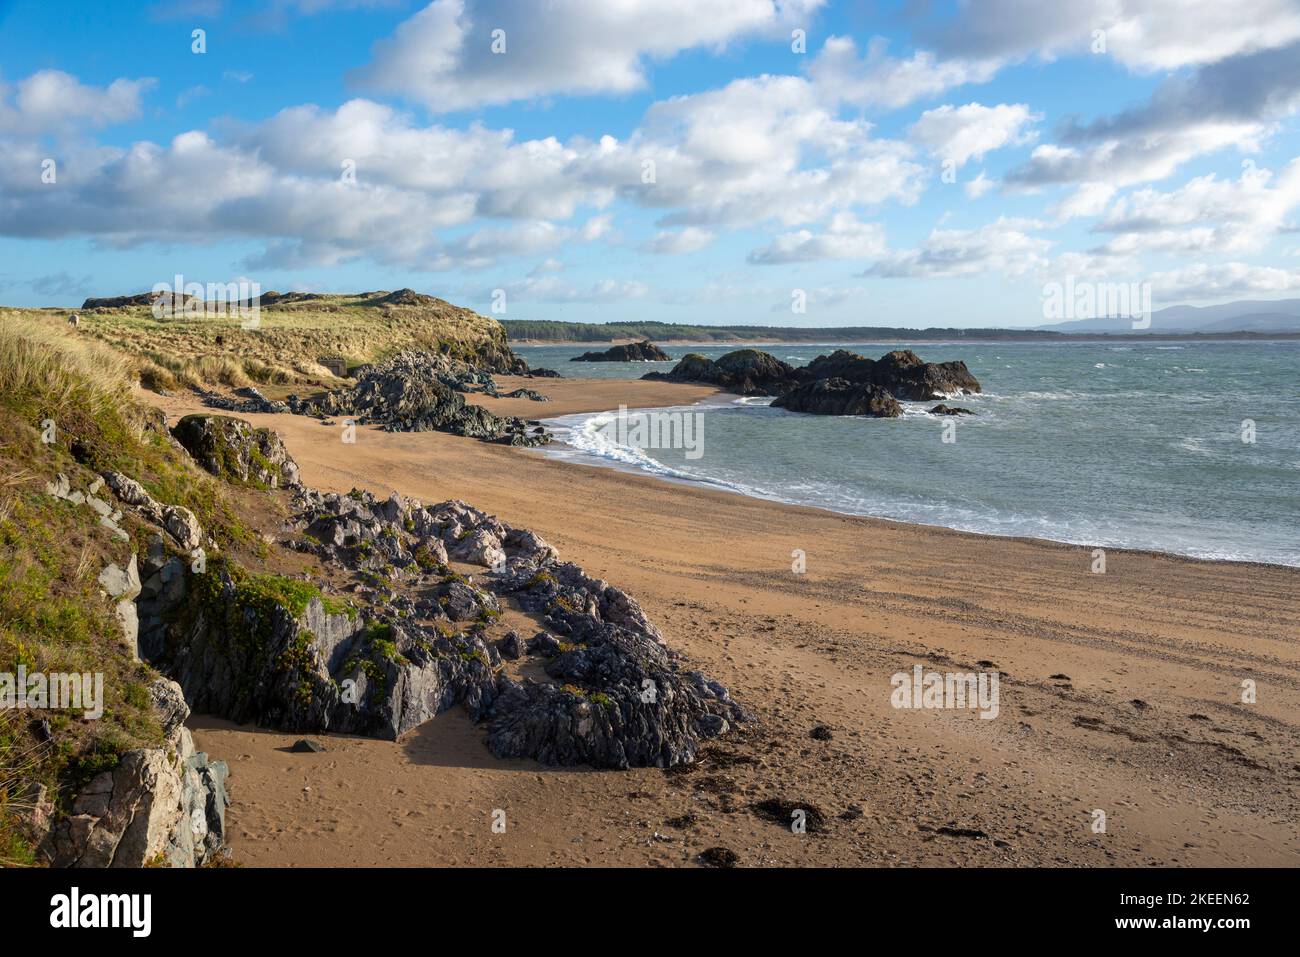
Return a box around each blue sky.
[2,0,1299,327]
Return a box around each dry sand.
[146,377,1300,868]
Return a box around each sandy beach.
[148,377,1300,868]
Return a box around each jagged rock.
[145,477,743,766]
[162,506,203,552]
[100,471,204,551]
[172,414,301,488]
[526,631,562,656]
[98,555,141,600]
[291,739,327,753]
[99,555,142,655]
[452,528,505,568]
[288,352,549,446]
[643,349,799,396]
[44,679,227,867]
[572,341,670,362]
[929,404,975,415]
[795,348,981,400]
[497,631,522,660]
[771,378,903,417]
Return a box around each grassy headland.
[3,289,514,393]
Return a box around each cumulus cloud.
[925,0,1300,72]
[909,102,1038,167]
[807,35,1000,110]
[353,0,822,111]
[863,218,1051,278]
[0,71,155,134]
[1088,159,1300,256]
[1150,262,1300,299]
[642,227,715,254]
[748,213,886,263]
[1006,39,1300,190]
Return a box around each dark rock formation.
[796,349,981,400]
[82,292,197,311]
[642,349,800,396]
[288,352,550,447]
[134,480,744,767]
[929,404,975,415]
[644,347,981,410]
[771,378,902,417]
[572,341,670,362]
[172,414,301,488]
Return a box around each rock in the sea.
[642,349,800,396]
[572,341,670,362]
[929,404,975,415]
[172,414,301,488]
[796,348,981,401]
[771,378,902,417]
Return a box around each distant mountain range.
[1034,298,1300,334]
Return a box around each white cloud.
[964,170,996,199]
[1048,182,1117,222]
[353,0,822,111]
[1150,262,1300,299]
[807,35,1000,110]
[748,213,885,263]
[1090,159,1300,255]
[864,218,1051,278]
[643,227,714,254]
[909,102,1038,167]
[927,0,1300,72]
[0,71,155,134]
[1006,39,1300,191]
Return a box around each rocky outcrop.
[643,346,981,407]
[771,378,903,417]
[98,555,142,656]
[198,385,290,415]
[42,679,228,868]
[81,292,197,311]
[100,471,204,551]
[795,349,981,401]
[572,341,670,362]
[288,352,550,447]
[642,349,800,396]
[172,414,301,488]
[140,480,744,766]
[929,404,975,415]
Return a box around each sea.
[515,341,1300,567]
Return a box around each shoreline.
[142,379,1300,868]
[510,334,1300,347]
[528,384,1299,572]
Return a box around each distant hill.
[1033,298,1300,334]
[501,320,1074,342]
[502,315,1300,343]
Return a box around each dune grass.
[0,314,268,860]
[5,290,513,392]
